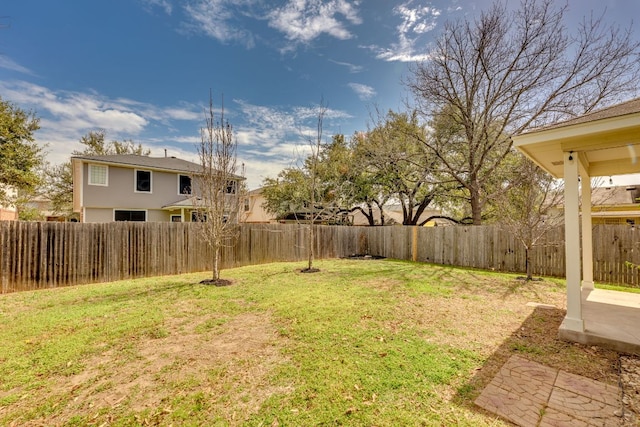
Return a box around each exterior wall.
[243,192,275,223]
[81,163,193,210]
[0,208,17,221]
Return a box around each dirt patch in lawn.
[19,312,290,426]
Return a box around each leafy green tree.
[263,111,446,227]
[318,133,390,226]
[0,96,42,205]
[408,0,640,224]
[362,110,440,226]
[261,168,311,220]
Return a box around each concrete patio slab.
[475,355,622,426]
[559,288,640,355]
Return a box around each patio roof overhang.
[514,107,640,179]
[513,97,640,354]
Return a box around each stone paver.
[475,355,623,426]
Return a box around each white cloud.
[182,0,256,48]
[0,80,203,168]
[232,99,352,187]
[0,81,149,134]
[348,83,376,100]
[0,56,35,75]
[329,59,363,73]
[163,107,201,121]
[365,1,439,62]
[140,0,173,15]
[267,0,362,44]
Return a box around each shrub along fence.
[1,221,639,293]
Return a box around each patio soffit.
[513,98,640,179]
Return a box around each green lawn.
[0,259,621,426]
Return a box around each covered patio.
[513,97,640,354]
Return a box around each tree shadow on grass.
[52,280,192,308]
[452,306,620,418]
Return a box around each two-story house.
[72,154,242,223]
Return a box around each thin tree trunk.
[213,246,219,281]
[308,224,314,270]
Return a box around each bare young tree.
[496,155,564,280]
[301,100,328,273]
[408,0,640,224]
[194,91,245,285]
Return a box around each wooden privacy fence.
[1,221,640,293]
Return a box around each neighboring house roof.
[553,185,640,207]
[72,154,245,180]
[591,185,640,206]
[550,185,640,219]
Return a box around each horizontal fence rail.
[1,222,639,293]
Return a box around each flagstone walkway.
[475,355,624,426]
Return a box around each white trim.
[134,169,153,194]
[113,208,148,222]
[88,164,109,186]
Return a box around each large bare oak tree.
[408,0,640,224]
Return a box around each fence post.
[412,226,418,262]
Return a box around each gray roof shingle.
[72,154,244,179]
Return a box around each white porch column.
[562,151,584,332]
[580,175,594,290]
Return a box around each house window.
[171,215,182,222]
[191,211,207,222]
[135,170,152,193]
[244,198,250,212]
[88,164,108,186]
[226,180,237,194]
[179,175,192,195]
[114,210,146,222]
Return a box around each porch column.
[562,151,584,332]
[580,175,594,290]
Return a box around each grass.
[0,259,622,426]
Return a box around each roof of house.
[72,154,202,173]
[526,97,640,133]
[72,154,245,179]
[513,97,640,178]
[161,196,203,210]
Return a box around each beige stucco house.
[72,154,242,223]
[0,185,18,221]
[548,184,640,226]
[242,188,277,223]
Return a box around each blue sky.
[1,0,638,189]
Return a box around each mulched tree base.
[300,268,320,273]
[342,254,387,260]
[515,276,544,282]
[199,278,233,287]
